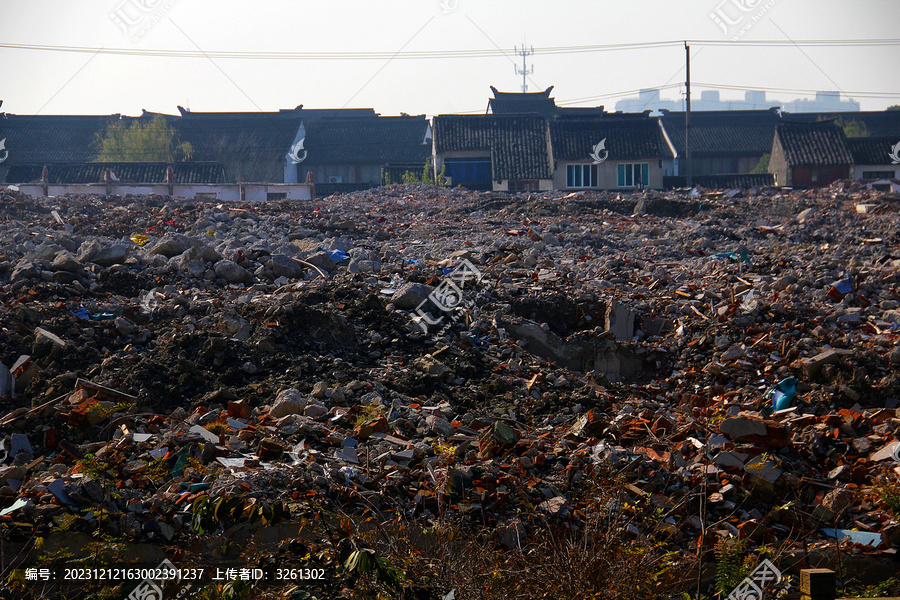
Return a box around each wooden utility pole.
[685,42,693,188]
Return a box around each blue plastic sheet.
[71,306,113,321]
[765,377,798,412]
[821,528,882,547]
[832,278,854,295]
[827,276,855,300]
[328,249,349,262]
[711,252,752,265]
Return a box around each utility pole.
[515,44,534,93]
[685,42,693,188]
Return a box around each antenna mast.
[515,43,534,93]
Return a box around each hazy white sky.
[1,0,898,117]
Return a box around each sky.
[1,0,898,118]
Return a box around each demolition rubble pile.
[0,182,899,577]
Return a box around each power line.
[465,17,542,92]
[555,83,684,106]
[447,83,685,113]
[1,39,898,61]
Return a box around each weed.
[873,477,900,514]
[844,577,900,598]
[714,538,754,596]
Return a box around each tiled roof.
[168,106,380,158]
[302,116,431,165]
[848,137,900,166]
[0,107,416,183]
[689,173,774,189]
[4,162,226,185]
[775,120,853,166]
[550,115,673,161]
[144,107,382,181]
[298,108,379,120]
[557,107,607,117]
[0,114,132,163]
[489,86,559,119]
[176,107,377,120]
[658,109,781,157]
[488,87,604,119]
[159,109,301,181]
[781,111,900,138]
[433,114,552,181]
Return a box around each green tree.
[396,159,447,186]
[820,115,868,138]
[840,119,869,138]
[96,115,193,162]
[887,105,900,111]
[751,153,770,173]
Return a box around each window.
[444,158,491,183]
[566,164,597,188]
[862,171,895,180]
[616,163,649,187]
[509,180,539,192]
[267,192,287,201]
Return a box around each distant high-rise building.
[781,91,860,113]
[614,88,859,114]
[615,89,681,113]
[745,91,767,107]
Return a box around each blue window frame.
[566,164,597,188]
[617,163,649,187]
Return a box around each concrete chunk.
[869,440,900,462]
[35,327,67,347]
[605,302,635,341]
[714,451,747,468]
[538,496,567,514]
[799,349,850,378]
[149,233,198,258]
[269,388,307,418]
[391,283,432,309]
[426,414,455,437]
[744,456,782,484]
[0,363,12,397]
[214,259,252,284]
[719,414,767,441]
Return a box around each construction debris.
[0,181,899,598]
